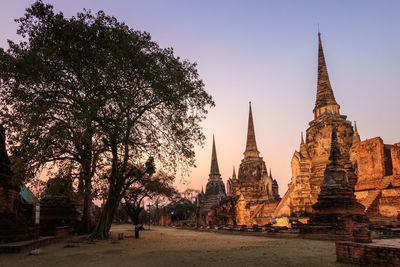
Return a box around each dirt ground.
[0,225,350,267]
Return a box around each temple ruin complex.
[198,103,280,226]
[274,32,400,226]
[274,32,358,222]
[198,32,400,228]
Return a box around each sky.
[1,1,399,196]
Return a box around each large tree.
[0,1,213,239]
[0,1,106,233]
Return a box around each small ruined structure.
[274,33,357,222]
[218,103,280,226]
[352,137,400,225]
[196,136,226,225]
[155,210,172,226]
[305,128,368,235]
[39,177,83,235]
[0,125,33,243]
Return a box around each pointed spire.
[315,33,338,109]
[244,102,260,158]
[232,166,237,179]
[201,186,204,194]
[210,135,220,175]
[353,121,361,144]
[269,168,273,178]
[301,132,304,145]
[329,128,341,162]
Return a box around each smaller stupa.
[308,128,368,234]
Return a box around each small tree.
[121,172,176,225]
[165,198,196,222]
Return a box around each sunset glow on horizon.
[1,1,399,196]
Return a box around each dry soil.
[0,224,350,267]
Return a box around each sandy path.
[0,225,348,267]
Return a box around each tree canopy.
[0,1,214,239]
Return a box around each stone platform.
[0,236,58,254]
[0,225,74,254]
[336,239,400,266]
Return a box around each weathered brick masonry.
[336,240,400,266]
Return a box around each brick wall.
[356,137,385,191]
[336,241,400,266]
[391,145,400,176]
[0,186,19,214]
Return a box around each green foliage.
[0,1,105,197]
[0,0,213,184]
[44,172,74,199]
[164,198,196,221]
[9,155,30,187]
[41,174,76,206]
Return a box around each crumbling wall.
[391,144,400,176]
[355,137,386,191]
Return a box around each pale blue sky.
[1,1,399,194]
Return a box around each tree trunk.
[90,187,121,239]
[78,191,92,234]
[132,209,141,225]
[122,203,142,226]
[78,158,93,234]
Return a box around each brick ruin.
[197,103,280,226]
[353,138,400,225]
[196,136,226,226]
[336,239,400,266]
[274,33,358,224]
[0,124,87,242]
[226,103,280,202]
[273,33,400,227]
[197,33,400,231]
[304,128,368,236]
[221,103,280,226]
[0,125,33,243]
